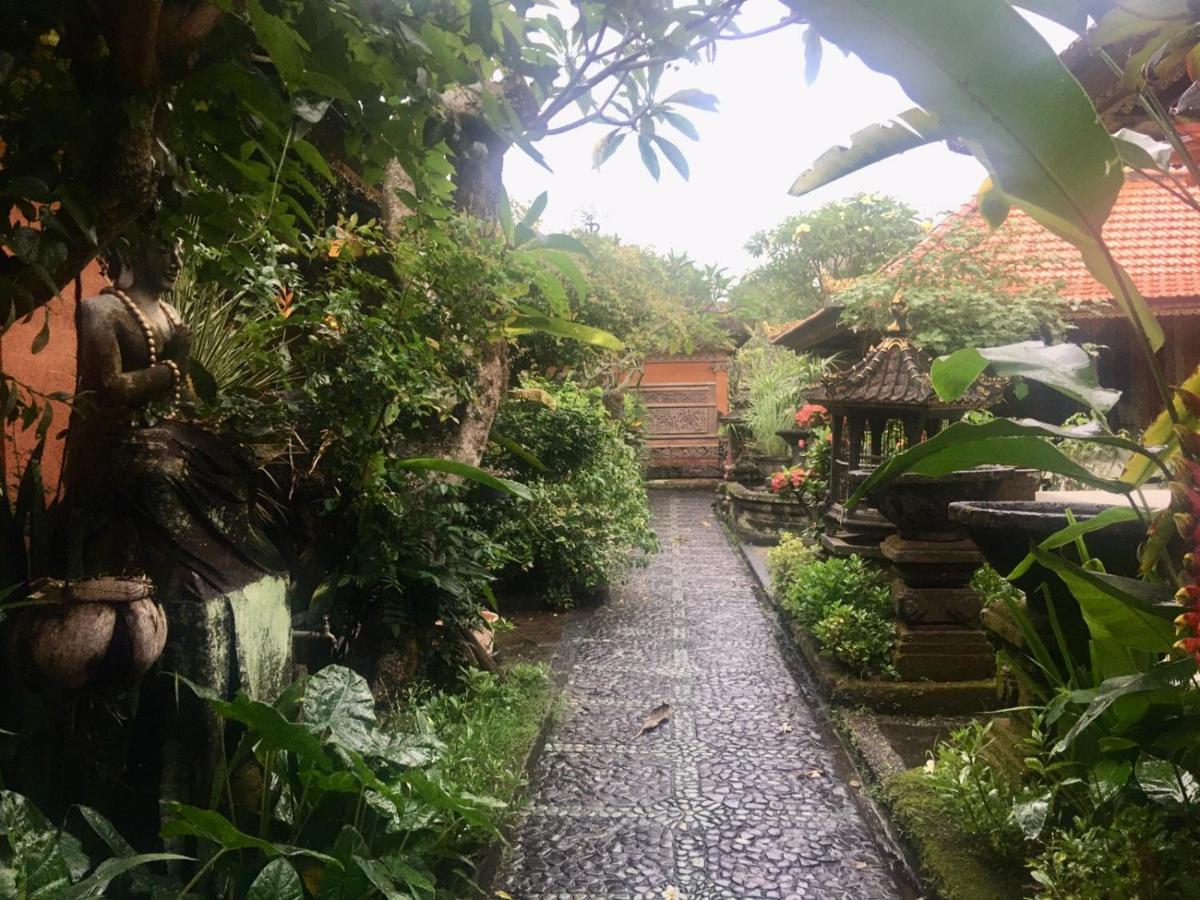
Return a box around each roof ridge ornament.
[885,291,910,337]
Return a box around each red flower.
[795,404,828,428]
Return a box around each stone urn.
[947,500,1147,665]
[861,467,1040,542]
[947,500,1145,589]
[852,467,1038,682]
[12,577,167,691]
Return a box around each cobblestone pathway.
[496,490,907,900]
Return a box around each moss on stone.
[884,768,1027,900]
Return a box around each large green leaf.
[848,418,1141,507]
[175,676,331,767]
[1136,754,1200,806]
[59,854,189,900]
[394,458,532,501]
[1053,658,1197,754]
[302,665,377,754]
[1006,0,1089,31]
[507,314,624,351]
[247,859,304,900]
[161,804,340,867]
[1029,544,1175,654]
[931,342,1121,414]
[800,0,1163,351]
[789,108,945,196]
[1122,362,1200,486]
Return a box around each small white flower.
[662,887,681,900]
[924,759,936,775]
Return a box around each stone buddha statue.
[49,234,292,840]
[61,235,280,602]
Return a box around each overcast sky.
[505,5,1075,275]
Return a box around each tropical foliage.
[513,230,732,390]
[793,3,1200,893]
[479,377,658,608]
[772,551,895,677]
[731,194,924,323]
[833,219,1070,357]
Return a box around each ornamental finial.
[886,291,910,336]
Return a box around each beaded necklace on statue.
[102,286,183,407]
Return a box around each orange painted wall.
[639,354,730,414]
[1,261,100,497]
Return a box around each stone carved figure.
[61,236,279,600]
[39,234,292,845]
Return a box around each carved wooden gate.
[634,354,730,479]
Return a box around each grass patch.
[387,663,554,837]
[885,767,1027,900]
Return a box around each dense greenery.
[513,230,731,389]
[731,194,924,323]
[480,377,658,608]
[770,542,894,678]
[0,664,551,898]
[731,336,828,457]
[834,220,1069,357]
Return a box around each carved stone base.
[892,621,995,682]
[822,502,895,560]
[892,581,983,627]
[880,535,981,587]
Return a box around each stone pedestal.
[882,536,995,682]
[820,502,894,561]
[140,575,292,846]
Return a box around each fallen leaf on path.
[849,778,862,789]
[635,702,672,737]
[779,721,792,734]
[807,769,824,779]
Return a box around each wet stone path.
[496,490,906,899]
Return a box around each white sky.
[506,5,1075,275]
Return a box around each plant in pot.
[743,357,826,478]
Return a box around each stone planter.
[753,454,792,479]
[855,468,1038,683]
[861,467,1039,542]
[947,500,1144,587]
[12,577,167,691]
[726,482,813,545]
[948,500,1147,669]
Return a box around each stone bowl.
[857,466,1039,541]
[948,500,1147,662]
[13,577,168,691]
[948,500,1145,589]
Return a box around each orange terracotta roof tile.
[902,171,1200,314]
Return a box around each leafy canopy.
[731,194,924,324]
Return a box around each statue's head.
[104,235,183,294]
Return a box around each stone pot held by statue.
[13,577,167,691]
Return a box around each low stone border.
[735,540,999,716]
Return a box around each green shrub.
[1028,805,1200,900]
[779,554,889,627]
[482,377,659,607]
[971,563,1023,609]
[766,532,820,596]
[923,721,1025,862]
[811,602,895,677]
[777,554,894,676]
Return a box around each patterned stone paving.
[496,490,906,899]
